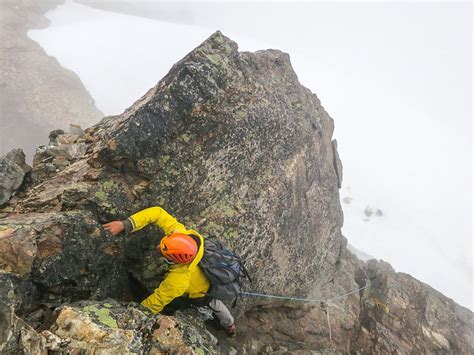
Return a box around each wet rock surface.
[0,31,472,353]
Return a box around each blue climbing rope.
[240,280,371,343]
[240,280,370,304]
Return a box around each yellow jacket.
[126,206,210,314]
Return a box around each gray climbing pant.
[209,299,234,327]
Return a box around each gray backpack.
[198,237,251,304]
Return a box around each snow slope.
[28,0,472,309]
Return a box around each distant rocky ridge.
[0,0,103,161]
[0,32,472,354]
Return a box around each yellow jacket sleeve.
[140,268,190,313]
[127,206,187,235]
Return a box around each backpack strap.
[240,262,252,283]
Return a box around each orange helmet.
[159,233,197,264]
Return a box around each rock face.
[0,149,32,206]
[0,32,472,353]
[351,260,472,354]
[1,291,217,354]
[91,28,346,305]
[40,300,217,354]
[0,0,103,161]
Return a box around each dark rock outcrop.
[0,0,103,161]
[0,271,41,354]
[0,31,472,354]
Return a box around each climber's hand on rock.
[102,221,125,236]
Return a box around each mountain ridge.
[0,0,103,161]
[0,31,471,354]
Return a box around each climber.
[102,206,237,337]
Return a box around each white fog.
[28,0,472,309]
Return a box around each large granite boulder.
[88,30,348,304]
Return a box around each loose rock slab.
[0,149,30,206]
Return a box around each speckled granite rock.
[41,300,217,354]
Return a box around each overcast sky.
[29,0,472,308]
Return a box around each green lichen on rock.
[202,221,224,235]
[96,308,118,328]
[223,228,239,240]
[94,180,119,199]
[143,262,158,279]
[83,305,99,313]
[160,155,170,164]
[101,180,117,191]
[181,133,192,143]
[236,110,247,118]
[214,200,237,218]
[62,182,90,196]
[206,53,227,67]
[83,305,118,328]
[90,178,130,217]
[94,190,107,201]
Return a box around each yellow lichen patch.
[107,139,118,151]
[191,103,203,116]
[372,298,390,314]
[151,316,193,353]
[55,307,108,342]
[393,295,408,309]
[103,245,120,256]
[0,227,16,238]
[422,326,450,350]
[90,227,101,239]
